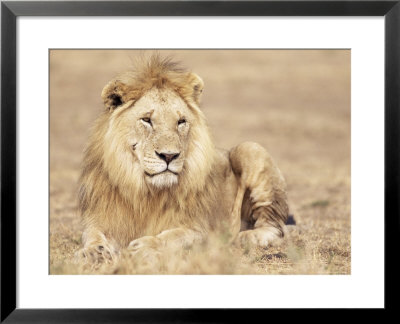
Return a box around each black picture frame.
[1,0,399,322]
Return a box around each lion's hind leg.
[229,142,289,248]
[237,201,288,248]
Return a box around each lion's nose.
[156,151,180,164]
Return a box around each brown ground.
[50,50,350,274]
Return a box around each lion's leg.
[230,183,247,239]
[237,201,288,248]
[127,228,203,255]
[76,227,119,263]
[229,142,289,248]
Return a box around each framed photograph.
[1,0,399,321]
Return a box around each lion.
[77,55,289,263]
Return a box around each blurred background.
[50,50,350,274]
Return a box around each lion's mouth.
[145,169,178,177]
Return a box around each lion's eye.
[141,117,152,126]
[178,119,186,125]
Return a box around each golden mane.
[78,55,220,247]
[101,55,204,113]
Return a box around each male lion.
[78,55,289,262]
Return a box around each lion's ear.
[188,73,204,105]
[101,80,126,110]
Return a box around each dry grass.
[50,50,350,275]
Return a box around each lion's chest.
[107,151,239,246]
[138,206,188,237]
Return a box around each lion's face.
[99,58,215,194]
[109,88,195,188]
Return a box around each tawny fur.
[77,55,289,263]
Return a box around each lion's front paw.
[127,236,163,265]
[236,228,282,249]
[128,236,162,251]
[75,243,118,264]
